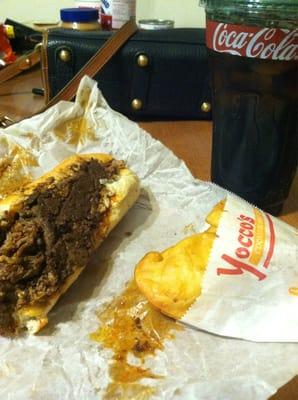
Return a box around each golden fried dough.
[134,201,225,319]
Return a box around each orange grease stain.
[0,145,38,199]
[54,117,96,146]
[90,280,182,399]
[289,287,298,296]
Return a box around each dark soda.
[201,0,298,215]
[209,49,297,215]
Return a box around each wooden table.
[0,67,297,399]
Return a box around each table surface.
[0,66,297,399]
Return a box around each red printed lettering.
[234,214,255,260]
[240,221,254,230]
[238,215,255,224]
[238,234,253,247]
[217,254,267,281]
[235,247,250,259]
[206,20,298,61]
[239,228,253,237]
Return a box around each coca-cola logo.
[206,20,298,61]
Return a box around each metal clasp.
[0,115,15,128]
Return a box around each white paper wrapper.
[182,194,298,342]
[0,77,297,400]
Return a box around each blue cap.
[60,8,99,23]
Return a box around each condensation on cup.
[101,0,136,30]
[200,0,298,216]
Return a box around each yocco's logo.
[217,210,276,281]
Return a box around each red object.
[206,19,298,61]
[100,0,136,30]
[0,24,16,64]
[101,14,113,30]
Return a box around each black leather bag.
[43,28,211,120]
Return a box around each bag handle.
[44,19,138,111]
[0,47,40,84]
[0,19,138,126]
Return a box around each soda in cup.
[200,0,298,215]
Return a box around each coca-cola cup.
[200,0,298,215]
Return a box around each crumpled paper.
[0,76,297,400]
[182,194,298,342]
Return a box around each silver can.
[138,19,175,30]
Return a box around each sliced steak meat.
[0,158,120,335]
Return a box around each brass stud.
[131,98,143,110]
[58,48,72,62]
[20,57,32,70]
[137,54,149,68]
[201,102,211,113]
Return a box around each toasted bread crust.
[0,154,140,334]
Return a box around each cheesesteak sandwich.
[0,154,140,335]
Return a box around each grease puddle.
[90,280,182,399]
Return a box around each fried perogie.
[134,200,225,319]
